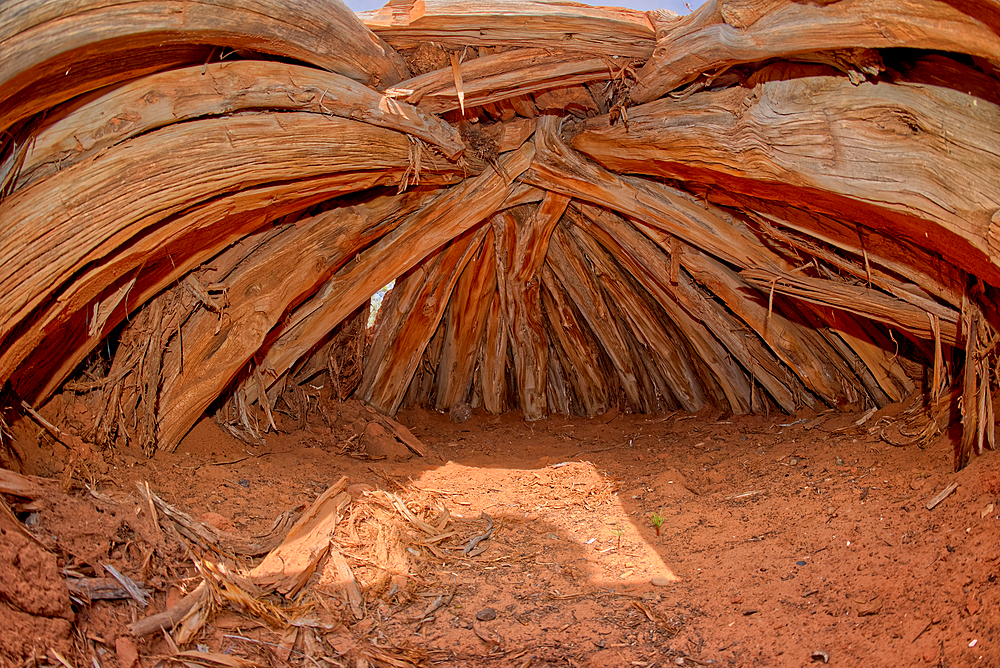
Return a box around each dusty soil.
[2,395,999,668]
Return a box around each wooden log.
[631,0,1000,103]
[435,229,497,410]
[0,113,446,375]
[545,226,645,412]
[590,204,857,409]
[245,143,535,406]
[155,195,438,452]
[545,342,572,417]
[358,227,487,416]
[741,268,961,346]
[572,74,1000,285]
[567,218,755,414]
[716,194,965,312]
[0,0,410,135]
[479,291,509,414]
[362,0,660,58]
[539,265,610,417]
[575,206,791,410]
[496,193,571,420]
[15,60,464,191]
[385,48,637,116]
[8,174,441,405]
[524,116,778,271]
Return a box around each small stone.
[545,533,559,541]
[238,478,250,488]
[651,576,673,587]
[449,402,472,423]
[796,560,807,566]
[476,607,497,621]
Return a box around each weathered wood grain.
[15,60,463,191]
[573,74,1000,285]
[243,143,535,406]
[435,229,497,410]
[386,48,638,116]
[496,193,571,420]
[0,114,453,387]
[358,227,487,416]
[156,197,440,451]
[362,0,662,58]
[540,265,610,417]
[631,0,1000,103]
[0,0,410,136]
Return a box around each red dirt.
[3,395,999,668]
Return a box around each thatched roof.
[1,0,998,468]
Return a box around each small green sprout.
[611,521,624,548]
[650,512,665,537]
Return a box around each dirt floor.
[2,393,999,668]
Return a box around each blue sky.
[346,0,699,15]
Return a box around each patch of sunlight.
[415,460,679,584]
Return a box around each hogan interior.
[1,1,1000,667]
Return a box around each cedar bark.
[573,75,1000,284]
[358,227,488,416]
[631,0,1000,103]
[0,0,410,135]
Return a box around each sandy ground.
[2,394,999,668]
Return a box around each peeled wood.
[479,291,509,414]
[362,0,661,58]
[16,60,463,190]
[573,74,1000,284]
[576,205,802,412]
[359,227,487,416]
[497,193,571,420]
[10,172,432,405]
[598,204,853,408]
[0,113,439,369]
[540,265,610,417]
[631,0,1000,103]
[156,197,437,452]
[246,144,535,407]
[722,195,965,312]
[250,476,350,596]
[386,48,638,116]
[742,268,960,347]
[524,116,777,271]
[436,229,498,410]
[546,227,644,412]
[569,218,756,414]
[0,0,409,136]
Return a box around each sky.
[345,0,699,15]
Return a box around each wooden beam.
[386,48,637,116]
[524,115,779,271]
[573,75,1000,284]
[0,0,410,136]
[546,226,645,412]
[359,227,487,416]
[631,0,1000,103]
[0,113,447,374]
[573,205,802,411]
[435,228,498,410]
[495,192,571,420]
[245,143,535,406]
[362,0,659,58]
[16,60,463,192]
[540,265,610,418]
[156,196,434,451]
